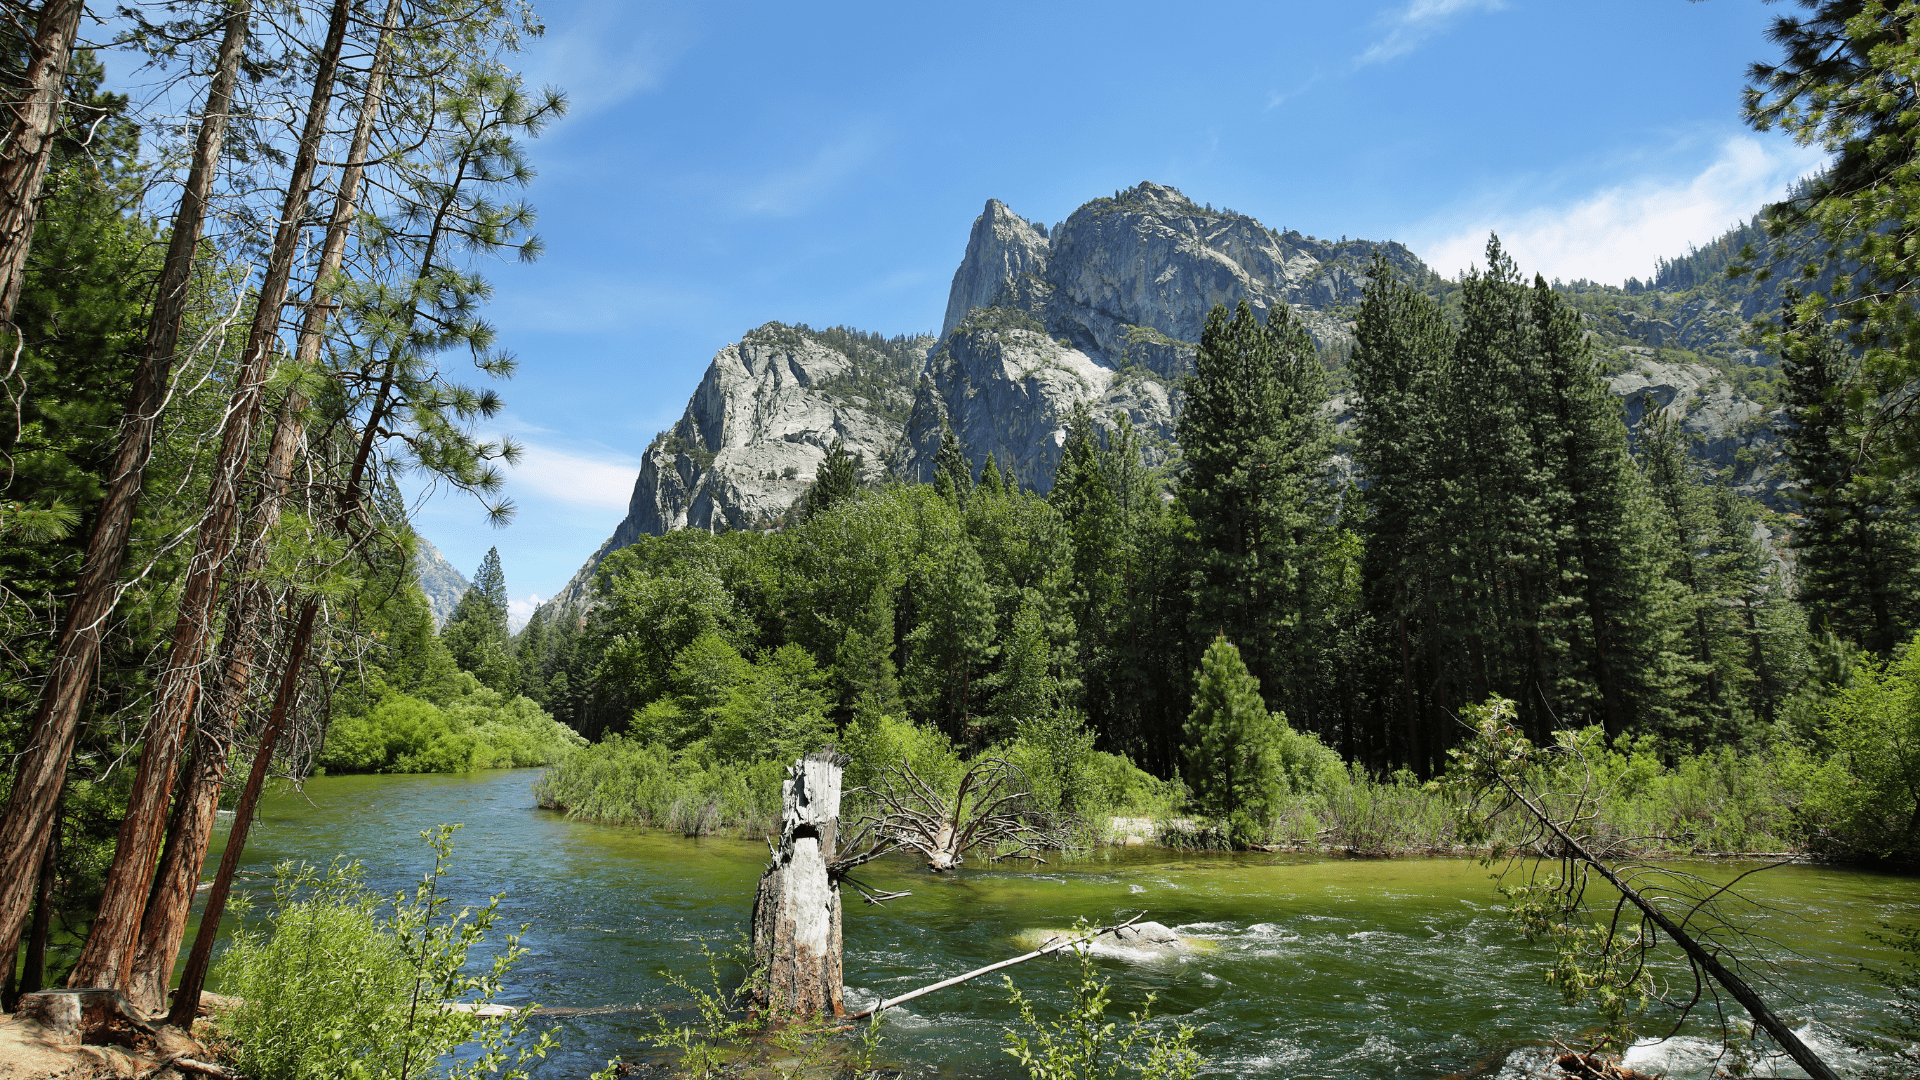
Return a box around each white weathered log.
[439,1002,516,1017]
[169,1056,249,1079]
[751,751,847,1018]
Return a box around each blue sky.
[393,0,1826,619]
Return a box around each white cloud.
[515,3,695,119]
[504,440,641,510]
[1359,0,1505,65]
[1264,73,1323,111]
[741,130,878,216]
[1403,136,1829,286]
[508,593,542,633]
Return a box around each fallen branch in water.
[843,912,1144,1021]
[1451,698,1840,1080]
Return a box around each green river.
[198,769,1918,1079]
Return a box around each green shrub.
[531,736,785,836]
[1802,635,1920,861]
[621,634,833,766]
[1001,920,1203,1080]
[318,676,583,775]
[215,826,553,1080]
[842,712,963,795]
[1078,751,1184,819]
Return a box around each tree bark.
[0,0,87,322]
[751,752,846,1020]
[20,808,57,995]
[122,0,404,1009]
[0,0,250,981]
[122,723,230,1015]
[68,0,352,991]
[166,597,318,1028]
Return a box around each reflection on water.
[191,769,1918,1079]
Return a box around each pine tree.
[443,547,518,693]
[1181,636,1284,847]
[802,436,860,521]
[1050,402,1180,769]
[1531,276,1674,739]
[1443,237,1560,739]
[902,527,996,746]
[987,596,1059,740]
[1638,407,1733,739]
[834,586,903,723]
[1781,313,1920,653]
[1710,486,1806,724]
[1351,256,1453,768]
[1178,301,1335,722]
[517,605,551,706]
[933,416,973,506]
[977,452,1006,498]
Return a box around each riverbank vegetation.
[320,552,582,775]
[213,827,552,1080]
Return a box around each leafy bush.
[1799,634,1920,861]
[843,711,964,795]
[1001,920,1203,1080]
[532,736,786,836]
[215,826,553,1080]
[319,675,583,775]
[624,633,833,765]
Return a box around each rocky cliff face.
[412,537,470,627]
[1608,352,1790,507]
[892,182,1437,491]
[545,324,929,613]
[550,181,1432,616]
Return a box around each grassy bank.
[533,712,1830,861]
[532,712,1181,841]
[1161,738,1812,858]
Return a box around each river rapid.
[196,769,1918,1079]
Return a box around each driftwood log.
[843,912,1144,1022]
[750,752,847,1018]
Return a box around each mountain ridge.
[536,181,1795,624]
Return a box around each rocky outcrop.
[888,318,1177,492]
[941,200,1050,339]
[544,325,929,614]
[892,182,1433,489]
[412,537,470,627]
[1606,353,1792,507]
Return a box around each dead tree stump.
[750,751,845,1019]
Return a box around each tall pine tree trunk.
[0,0,86,321]
[122,725,234,1014]
[121,0,402,1007]
[166,597,319,1027]
[0,1,250,977]
[68,0,353,991]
